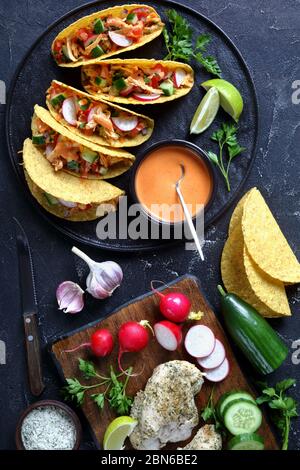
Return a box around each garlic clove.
[56,281,84,314]
[71,246,123,300]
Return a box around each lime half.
[103,416,137,450]
[201,79,243,122]
[190,87,220,134]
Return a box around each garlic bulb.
[72,246,123,299]
[56,281,84,314]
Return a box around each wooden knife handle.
[23,313,45,396]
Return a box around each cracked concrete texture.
[0,0,299,450]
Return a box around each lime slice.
[201,79,243,122]
[103,416,137,450]
[190,87,220,134]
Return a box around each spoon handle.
[176,186,204,261]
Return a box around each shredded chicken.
[178,425,222,450]
[127,76,164,95]
[130,361,204,450]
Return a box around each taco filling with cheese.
[52,5,163,67]
[32,105,135,179]
[46,80,154,147]
[81,59,194,104]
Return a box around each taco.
[23,138,124,221]
[32,105,135,179]
[51,5,164,67]
[46,80,154,147]
[81,59,194,104]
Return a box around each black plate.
[6,0,259,252]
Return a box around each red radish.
[173,68,187,88]
[197,339,225,369]
[111,115,138,132]
[185,325,215,358]
[151,282,191,323]
[62,97,77,125]
[132,92,160,102]
[203,358,230,382]
[63,328,114,357]
[108,31,133,47]
[154,321,182,351]
[118,320,153,374]
[87,106,101,122]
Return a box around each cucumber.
[228,433,264,450]
[217,390,256,420]
[50,93,66,107]
[32,134,45,146]
[223,399,262,435]
[160,79,174,96]
[218,287,288,374]
[91,45,104,58]
[94,18,104,34]
[44,192,58,205]
[81,148,98,164]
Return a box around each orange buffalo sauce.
[134,145,213,223]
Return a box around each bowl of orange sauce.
[130,140,216,225]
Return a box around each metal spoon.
[175,163,204,261]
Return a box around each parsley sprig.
[256,378,298,450]
[201,388,226,436]
[163,9,222,77]
[63,358,133,415]
[207,122,246,191]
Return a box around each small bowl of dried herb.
[15,400,82,450]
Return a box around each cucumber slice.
[223,399,262,435]
[44,192,58,205]
[32,134,45,146]
[82,148,98,164]
[228,433,264,450]
[50,93,66,107]
[217,390,256,420]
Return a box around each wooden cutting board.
[50,275,278,450]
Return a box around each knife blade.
[14,218,45,396]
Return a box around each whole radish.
[118,320,153,373]
[151,281,201,322]
[63,328,114,357]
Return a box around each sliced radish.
[62,98,77,126]
[184,325,215,358]
[154,321,182,351]
[203,358,230,382]
[119,85,135,97]
[197,339,226,369]
[58,199,77,208]
[132,92,160,102]
[174,68,187,88]
[111,115,138,132]
[108,31,133,47]
[45,144,54,157]
[87,106,101,122]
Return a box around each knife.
[14,218,45,396]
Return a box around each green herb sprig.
[201,388,226,436]
[207,122,246,191]
[163,9,222,77]
[256,378,298,450]
[63,358,133,415]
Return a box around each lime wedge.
[201,79,243,122]
[190,87,220,134]
[103,416,137,450]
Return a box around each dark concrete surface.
[0,0,299,450]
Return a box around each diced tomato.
[100,64,109,79]
[53,40,62,52]
[76,28,93,42]
[153,64,167,77]
[129,121,144,137]
[127,23,143,39]
[150,74,160,89]
[131,7,150,21]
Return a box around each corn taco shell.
[242,188,300,284]
[221,222,285,318]
[51,5,164,68]
[228,188,255,236]
[46,80,154,147]
[23,138,124,221]
[32,105,135,180]
[81,59,194,105]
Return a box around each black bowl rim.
[15,399,82,450]
[129,138,217,226]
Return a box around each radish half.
[62,98,77,125]
[111,116,138,132]
[204,358,230,382]
[108,31,133,47]
[154,321,182,351]
[174,68,186,88]
[184,325,215,358]
[132,93,160,102]
[197,339,226,369]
